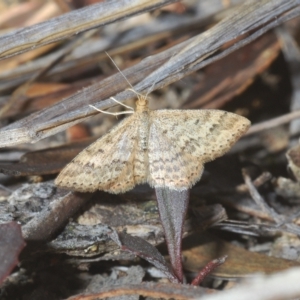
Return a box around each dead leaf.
[182,233,300,279]
[0,222,26,285]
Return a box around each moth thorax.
[138,111,150,151]
[136,97,148,112]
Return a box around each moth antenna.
[110,97,134,110]
[105,51,135,91]
[106,51,150,103]
[126,88,145,99]
[89,104,134,116]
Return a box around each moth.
[55,92,250,193]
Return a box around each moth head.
[136,94,148,111]
[126,88,148,111]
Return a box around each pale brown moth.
[55,57,250,194]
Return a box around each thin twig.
[236,172,272,193]
[242,172,300,235]
[0,29,99,118]
[246,109,300,136]
[242,169,282,224]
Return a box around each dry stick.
[276,26,300,138]
[0,28,99,118]
[0,0,178,60]
[242,169,283,224]
[22,190,92,241]
[236,172,272,193]
[246,109,300,136]
[243,171,300,235]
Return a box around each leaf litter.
[1,1,300,299]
